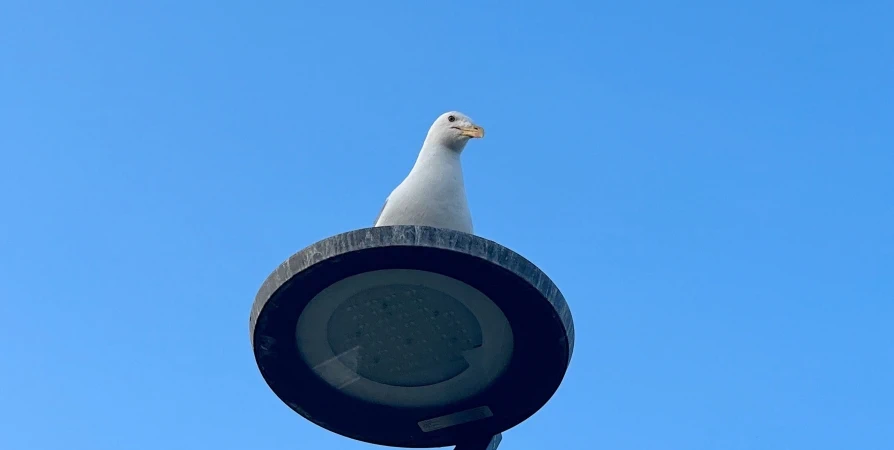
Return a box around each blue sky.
[1,1,892,449]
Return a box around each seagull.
[373,111,485,234]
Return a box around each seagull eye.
[447,115,456,122]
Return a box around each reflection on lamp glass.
[296,269,514,409]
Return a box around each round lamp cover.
[250,226,574,448]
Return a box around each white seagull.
[373,111,485,234]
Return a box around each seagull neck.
[411,143,463,173]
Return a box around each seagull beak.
[458,124,485,138]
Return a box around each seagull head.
[425,111,485,152]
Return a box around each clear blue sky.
[1,1,892,449]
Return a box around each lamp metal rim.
[249,225,575,448]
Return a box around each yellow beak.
[458,124,485,138]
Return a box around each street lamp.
[250,226,574,450]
